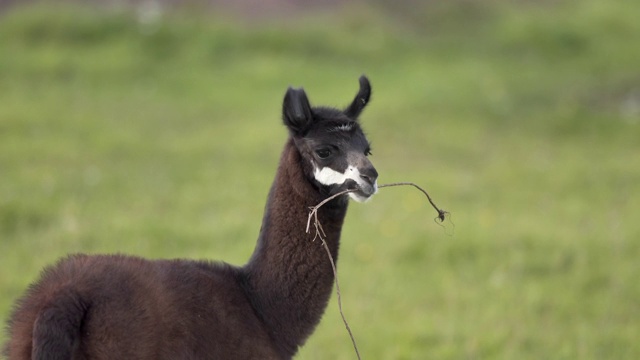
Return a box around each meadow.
[1,1,639,358]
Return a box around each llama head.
[282,75,378,203]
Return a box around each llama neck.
[243,138,348,356]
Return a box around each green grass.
[1,1,640,358]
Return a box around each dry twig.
[306,182,448,359]
[306,188,361,359]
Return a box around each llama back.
[4,254,282,359]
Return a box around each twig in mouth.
[305,182,448,359]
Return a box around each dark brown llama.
[4,76,378,360]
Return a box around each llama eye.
[315,149,332,159]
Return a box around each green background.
[1,1,639,358]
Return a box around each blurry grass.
[1,1,640,359]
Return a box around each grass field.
[1,1,640,358]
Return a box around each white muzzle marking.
[313,165,377,202]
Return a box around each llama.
[4,75,378,359]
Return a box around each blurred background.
[1,0,639,358]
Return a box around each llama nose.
[359,167,378,186]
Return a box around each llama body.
[9,255,279,359]
[4,76,377,359]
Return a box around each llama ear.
[344,75,371,119]
[283,87,313,136]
